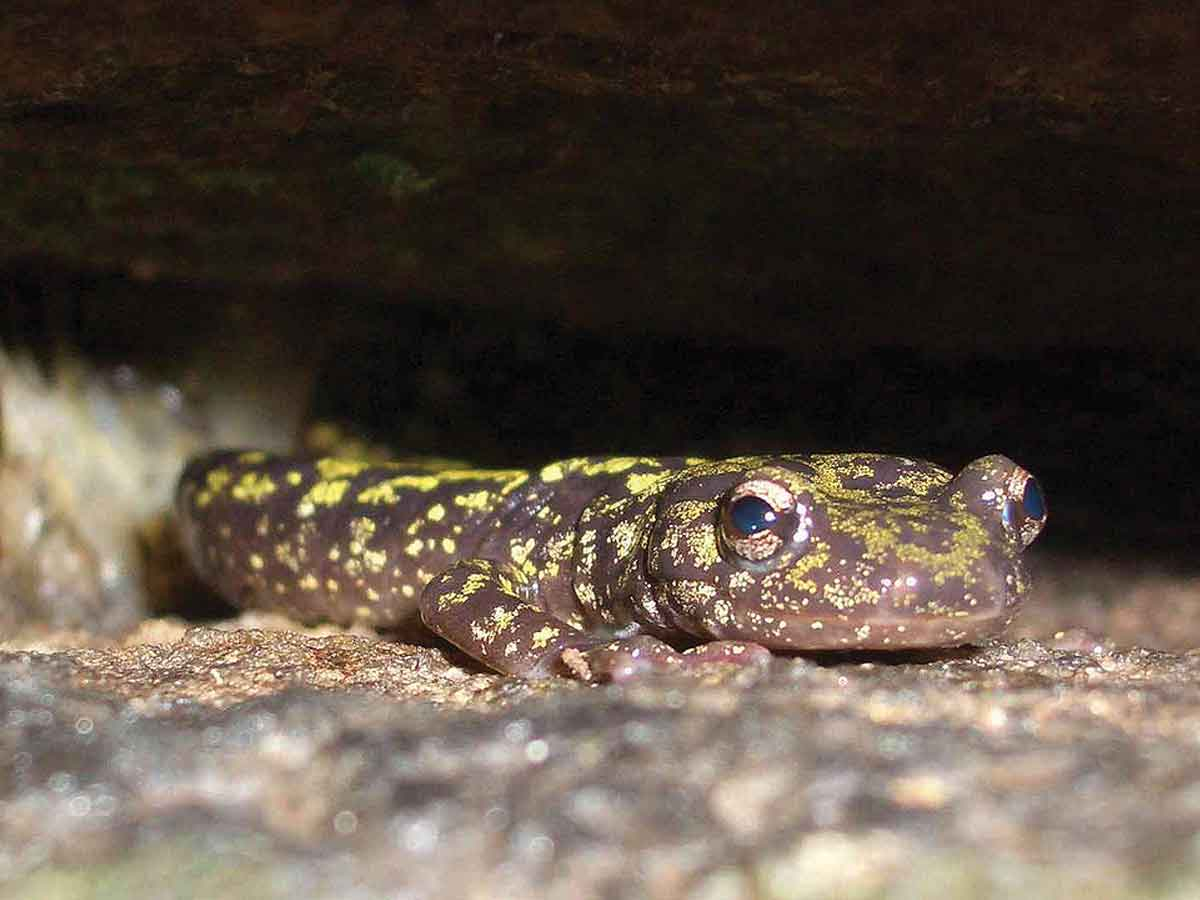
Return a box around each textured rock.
[0,348,300,636]
[2,2,1198,355]
[4,624,1200,898]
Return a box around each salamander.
[175,451,1046,680]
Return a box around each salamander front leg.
[419,559,606,678]
[421,559,773,681]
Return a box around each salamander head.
[643,454,1045,650]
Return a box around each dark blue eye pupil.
[730,496,777,535]
[1022,477,1046,521]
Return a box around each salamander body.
[176,451,1046,680]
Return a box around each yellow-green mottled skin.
[176,450,1045,680]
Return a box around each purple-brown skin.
[176,451,1046,681]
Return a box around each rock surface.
[3,1,1198,355]
[4,583,1200,899]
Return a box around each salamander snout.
[776,456,1047,648]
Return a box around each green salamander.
[176,452,1046,680]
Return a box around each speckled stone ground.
[4,554,1200,899]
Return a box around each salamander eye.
[720,479,798,562]
[1003,473,1047,548]
[1022,477,1046,521]
[728,496,777,536]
